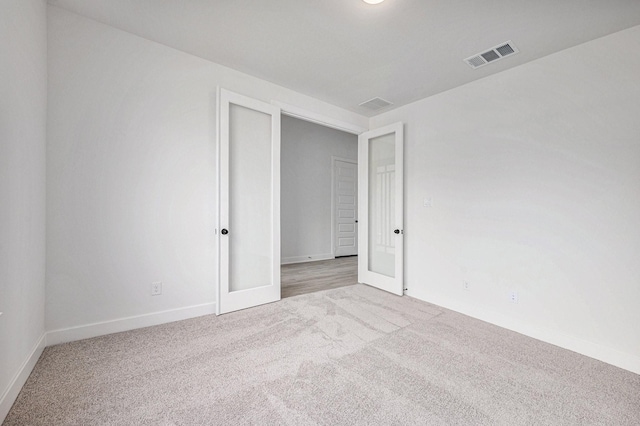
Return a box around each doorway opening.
[280,114,359,298]
[216,91,403,315]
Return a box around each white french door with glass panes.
[217,88,281,314]
[358,122,404,296]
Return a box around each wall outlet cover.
[152,282,162,296]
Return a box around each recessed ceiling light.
[363,0,385,4]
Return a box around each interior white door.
[358,122,404,296]
[333,158,358,257]
[217,88,281,314]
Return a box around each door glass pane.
[229,104,272,292]
[368,133,395,277]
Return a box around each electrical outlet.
[463,281,470,291]
[509,290,518,303]
[151,282,162,296]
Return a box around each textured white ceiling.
[48,0,640,116]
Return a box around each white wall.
[281,116,358,263]
[0,0,47,419]
[46,7,367,338]
[370,26,640,373]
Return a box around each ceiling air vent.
[464,40,519,69]
[359,97,393,111]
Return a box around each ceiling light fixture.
[363,0,385,4]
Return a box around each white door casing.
[357,122,404,296]
[217,88,281,314]
[332,157,358,257]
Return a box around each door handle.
[394,229,400,234]
[221,228,229,235]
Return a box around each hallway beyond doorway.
[281,256,357,298]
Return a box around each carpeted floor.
[4,284,640,425]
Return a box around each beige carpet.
[4,284,639,425]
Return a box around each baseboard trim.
[0,333,46,423]
[46,302,216,346]
[281,254,335,265]
[406,291,640,375]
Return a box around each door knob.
[394,229,400,234]
[221,229,229,235]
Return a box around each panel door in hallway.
[333,158,358,257]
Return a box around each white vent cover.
[359,97,393,111]
[464,41,519,69]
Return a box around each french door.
[358,122,404,296]
[217,89,281,314]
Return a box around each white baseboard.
[406,290,640,375]
[281,253,335,265]
[46,302,216,346]
[0,333,46,423]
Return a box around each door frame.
[331,156,358,257]
[272,101,367,135]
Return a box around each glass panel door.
[228,104,272,292]
[358,123,403,296]
[218,89,281,314]
[368,132,396,278]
